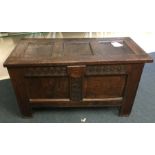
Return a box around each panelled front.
[24,64,128,104]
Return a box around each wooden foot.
[119,106,132,117]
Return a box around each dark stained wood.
[30,98,122,107]
[26,77,69,99]
[3,37,153,117]
[119,64,145,116]
[4,38,153,67]
[84,75,127,98]
[7,68,32,117]
[68,65,85,101]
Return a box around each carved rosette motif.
[26,67,67,77]
[86,65,126,75]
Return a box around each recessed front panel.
[84,75,127,98]
[26,77,69,99]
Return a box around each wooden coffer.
[4,38,153,117]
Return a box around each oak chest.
[4,37,153,117]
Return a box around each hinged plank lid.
[4,37,153,67]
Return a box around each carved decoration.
[70,77,82,101]
[86,65,126,75]
[25,67,67,77]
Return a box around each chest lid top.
[4,37,153,67]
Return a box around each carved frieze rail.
[25,66,67,77]
[86,65,126,75]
